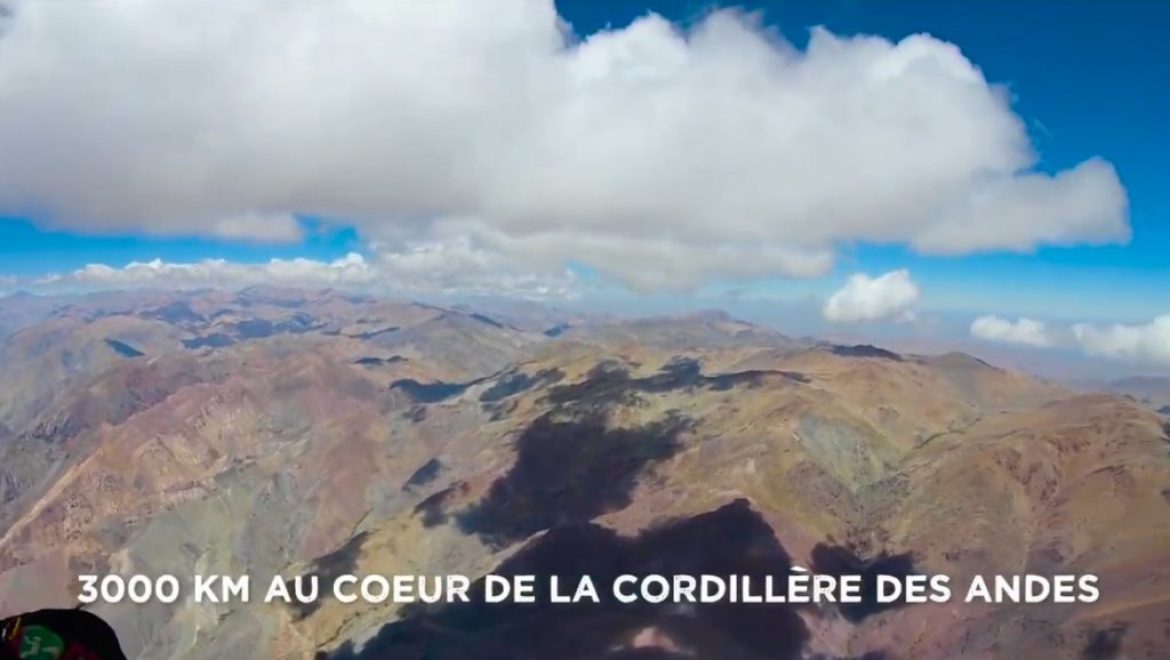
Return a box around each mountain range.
[0,288,1167,659]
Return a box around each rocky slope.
[0,290,1167,659]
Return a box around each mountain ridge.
[0,289,1166,659]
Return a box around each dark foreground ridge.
[323,500,811,660]
[1,608,126,660]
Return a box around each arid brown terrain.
[1,289,1167,659]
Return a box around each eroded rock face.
[0,290,1168,660]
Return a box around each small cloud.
[1072,315,1170,366]
[970,315,1053,347]
[822,269,920,323]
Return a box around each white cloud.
[0,1,1129,292]
[970,315,1053,347]
[30,241,578,300]
[1073,316,1170,366]
[210,213,303,243]
[823,269,920,323]
[964,312,1170,367]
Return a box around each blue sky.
[0,216,362,277]
[579,0,1170,324]
[0,0,1166,365]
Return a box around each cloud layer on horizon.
[27,247,577,300]
[6,253,1169,368]
[972,314,1170,367]
[0,0,1129,292]
[970,315,1053,347]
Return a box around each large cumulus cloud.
[0,0,1129,291]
